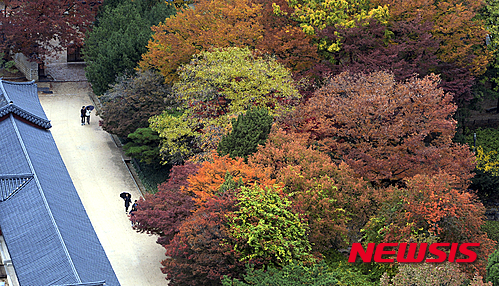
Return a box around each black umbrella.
[120,192,131,199]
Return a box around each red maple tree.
[286,71,475,187]
[0,0,101,61]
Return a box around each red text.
[348,243,480,263]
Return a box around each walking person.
[129,200,138,226]
[120,192,133,213]
[80,106,86,125]
[85,106,92,125]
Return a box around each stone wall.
[13,53,38,82]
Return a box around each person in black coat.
[80,106,86,125]
[120,193,132,213]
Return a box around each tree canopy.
[84,0,175,96]
[100,69,176,138]
[150,47,300,164]
[287,71,475,187]
[0,0,101,61]
[139,0,263,83]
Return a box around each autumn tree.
[84,0,176,95]
[252,0,319,76]
[372,0,491,76]
[148,110,201,164]
[186,154,274,207]
[363,173,495,277]
[319,17,439,81]
[173,47,300,118]
[100,69,177,138]
[271,0,389,37]
[150,47,300,163]
[249,129,379,251]
[132,162,200,245]
[314,15,477,103]
[0,0,101,61]
[288,71,475,187]
[161,192,250,286]
[139,0,263,83]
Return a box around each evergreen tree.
[487,249,499,285]
[218,108,274,160]
[123,127,161,165]
[84,0,175,96]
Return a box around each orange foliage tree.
[287,71,475,187]
[249,129,381,250]
[139,0,263,83]
[186,154,275,207]
[364,173,496,277]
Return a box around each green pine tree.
[124,127,161,164]
[217,107,273,160]
[487,249,499,285]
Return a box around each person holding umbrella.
[85,105,94,125]
[120,192,132,213]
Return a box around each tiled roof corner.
[0,104,52,129]
[0,79,51,129]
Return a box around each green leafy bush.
[228,184,313,266]
[124,127,161,165]
[222,261,338,286]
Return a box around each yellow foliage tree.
[372,0,491,75]
[139,0,263,83]
[475,146,499,176]
[272,0,389,52]
[149,47,301,164]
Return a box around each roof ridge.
[8,115,82,284]
[0,104,52,129]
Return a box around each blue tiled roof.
[0,80,51,128]
[0,80,120,286]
